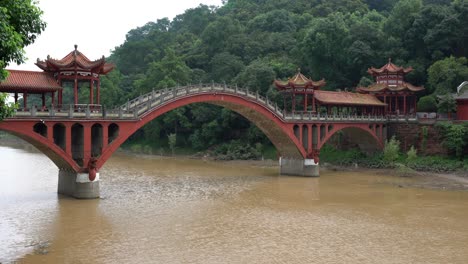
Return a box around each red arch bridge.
[0,84,389,198]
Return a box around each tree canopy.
[0,0,45,120]
[73,0,468,154]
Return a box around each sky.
[10,0,223,71]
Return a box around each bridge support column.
[279,157,319,177]
[58,169,100,199]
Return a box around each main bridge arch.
[97,91,306,169]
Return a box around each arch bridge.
[0,83,387,198]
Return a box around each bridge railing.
[12,104,136,119]
[116,83,417,123]
[118,83,285,119]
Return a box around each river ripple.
[1,145,468,263]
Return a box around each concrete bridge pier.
[58,169,100,199]
[279,157,319,177]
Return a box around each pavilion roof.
[0,70,62,93]
[367,58,413,76]
[314,90,386,106]
[356,82,424,93]
[35,45,114,74]
[274,70,326,90]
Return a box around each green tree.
[0,0,45,120]
[427,56,468,94]
[417,95,437,112]
[168,133,177,156]
[437,93,456,114]
[383,136,400,164]
[443,124,467,159]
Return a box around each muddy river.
[1,145,467,263]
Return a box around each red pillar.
[395,96,399,115]
[403,95,407,115]
[312,94,316,113]
[304,94,308,112]
[307,124,312,153]
[14,93,18,104]
[299,124,303,146]
[102,123,108,149]
[83,123,92,169]
[66,124,72,156]
[383,95,387,114]
[41,93,46,109]
[74,78,78,105]
[89,80,94,105]
[23,92,28,110]
[96,79,101,105]
[292,93,296,113]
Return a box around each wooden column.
[74,78,78,105]
[403,95,407,115]
[42,93,46,109]
[23,92,28,109]
[102,123,108,149]
[304,94,308,112]
[312,93,316,113]
[96,79,101,105]
[89,80,94,105]
[292,93,296,113]
[65,124,72,156]
[14,93,18,104]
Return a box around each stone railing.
[12,104,135,119]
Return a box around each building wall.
[457,100,468,121]
[387,123,447,155]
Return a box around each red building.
[36,45,114,105]
[456,81,468,121]
[274,70,386,115]
[0,70,61,110]
[0,45,114,109]
[357,59,424,115]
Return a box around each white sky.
[9,0,223,71]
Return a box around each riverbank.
[117,148,468,191]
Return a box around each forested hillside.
[99,0,468,157]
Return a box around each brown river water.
[1,145,468,264]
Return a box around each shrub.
[406,146,417,163]
[383,136,400,164]
[417,95,437,112]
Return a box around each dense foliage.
[100,0,468,153]
[0,0,45,120]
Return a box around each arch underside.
[1,129,75,171]
[322,126,383,154]
[211,101,303,159]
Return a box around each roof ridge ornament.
[74,44,78,57]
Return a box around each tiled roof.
[314,90,386,106]
[368,58,412,76]
[274,71,326,90]
[0,70,62,93]
[455,90,468,100]
[356,82,424,93]
[35,45,114,74]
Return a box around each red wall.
[457,99,468,121]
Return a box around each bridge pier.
[279,157,319,177]
[58,169,100,199]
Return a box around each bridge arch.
[318,123,384,154]
[0,122,78,171]
[96,92,306,169]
